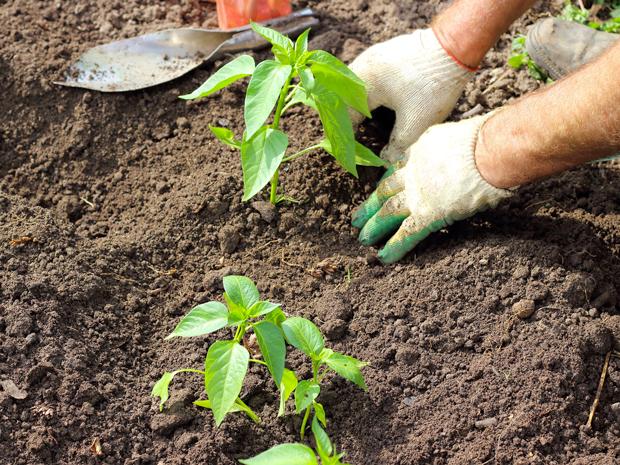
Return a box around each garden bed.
[1,0,619,464]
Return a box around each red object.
[216,0,292,30]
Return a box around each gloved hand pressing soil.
[348,28,474,163]
[352,114,512,264]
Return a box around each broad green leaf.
[313,401,326,427]
[151,371,175,411]
[248,301,281,318]
[308,50,370,117]
[204,341,249,426]
[311,416,333,458]
[253,321,286,386]
[250,22,295,64]
[312,85,357,177]
[324,352,368,391]
[193,397,260,423]
[223,275,260,310]
[180,55,255,100]
[281,317,324,357]
[295,380,320,413]
[224,292,247,326]
[209,126,241,149]
[241,127,288,201]
[319,139,385,168]
[244,60,292,138]
[278,368,298,416]
[265,307,287,327]
[165,301,228,339]
[240,443,318,465]
[294,28,311,62]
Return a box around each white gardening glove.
[352,113,513,263]
[349,28,474,163]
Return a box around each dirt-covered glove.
[352,114,513,264]
[349,28,474,163]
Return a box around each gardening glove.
[348,28,474,163]
[352,113,513,264]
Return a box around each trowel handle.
[219,8,320,53]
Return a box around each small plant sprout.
[507,35,549,82]
[152,275,368,465]
[180,23,384,205]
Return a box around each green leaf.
[253,321,286,386]
[225,292,247,326]
[204,341,250,426]
[209,126,241,149]
[180,55,255,100]
[507,53,526,69]
[265,307,287,327]
[240,443,318,465]
[313,85,357,177]
[241,127,288,201]
[295,380,320,413]
[308,50,371,117]
[248,301,281,318]
[281,317,325,357]
[223,276,260,310]
[294,28,311,62]
[319,139,385,168]
[250,22,295,63]
[165,301,228,339]
[313,401,326,427]
[299,67,315,91]
[151,371,175,411]
[311,415,333,458]
[244,60,292,138]
[324,352,368,391]
[278,368,298,416]
[193,397,260,423]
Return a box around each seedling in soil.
[180,23,384,205]
[507,36,550,82]
[152,275,287,425]
[152,275,368,464]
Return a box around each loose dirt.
[1,1,619,464]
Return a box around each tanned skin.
[432,0,619,188]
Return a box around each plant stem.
[174,368,206,376]
[282,144,323,163]
[268,72,294,204]
[269,169,280,205]
[300,405,311,439]
[233,322,247,342]
[249,359,268,366]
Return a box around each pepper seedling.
[152,275,367,465]
[152,275,287,425]
[180,23,384,205]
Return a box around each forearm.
[432,0,538,68]
[476,41,620,188]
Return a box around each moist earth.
[1,1,620,464]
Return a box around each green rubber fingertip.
[378,219,448,264]
[352,192,384,229]
[378,165,396,183]
[358,213,407,246]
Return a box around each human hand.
[352,114,512,263]
[348,28,474,163]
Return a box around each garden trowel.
[54,8,318,92]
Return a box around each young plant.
[152,275,368,465]
[507,35,550,82]
[180,24,384,205]
[152,275,287,425]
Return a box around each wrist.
[431,22,482,71]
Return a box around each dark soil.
[1,1,619,464]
